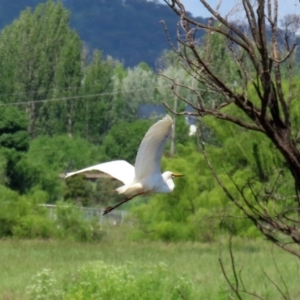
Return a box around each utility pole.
[170,85,178,156]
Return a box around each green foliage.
[0,0,83,137]
[65,173,122,208]
[13,214,55,240]
[55,201,103,242]
[157,65,199,111]
[0,186,20,236]
[64,175,92,206]
[12,155,61,199]
[0,106,30,192]
[174,116,192,147]
[27,135,100,172]
[0,106,29,151]
[0,185,103,241]
[112,64,160,122]
[0,186,51,238]
[203,26,241,87]
[203,99,285,178]
[0,152,7,185]
[27,261,195,300]
[77,50,115,143]
[23,135,102,202]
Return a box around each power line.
[0,82,214,107]
[0,88,153,106]
[0,82,118,97]
[0,86,82,97]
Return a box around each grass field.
[0,227,300,299]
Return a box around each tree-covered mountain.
[0,0,208,68]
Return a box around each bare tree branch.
[161,0,300,295]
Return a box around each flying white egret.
[65,115,183,215]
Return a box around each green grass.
[0,227,300,299]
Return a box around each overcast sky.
[163,0,300,20]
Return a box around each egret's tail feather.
[116,183,143,196]
[116,185,129,195]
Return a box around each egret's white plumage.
[65,115,183,214]
[65,160,134,185]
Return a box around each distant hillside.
[0,0,208,68]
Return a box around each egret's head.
[162,171,183,192]
[162,171,184,180]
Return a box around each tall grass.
[0,227,299,299]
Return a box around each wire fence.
[40,204,128,225]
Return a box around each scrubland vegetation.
[1,0,300,299]
[1,233,299,300]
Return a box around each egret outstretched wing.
[65,160,135,185]
[134,115,173,180]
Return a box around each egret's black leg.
[103,192,144,215]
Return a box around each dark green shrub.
[55,201,103,242]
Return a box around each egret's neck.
[162,171,175,192]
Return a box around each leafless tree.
[281,14,300,35]
[161,0,300,259]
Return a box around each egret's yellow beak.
[172,173,184,178]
